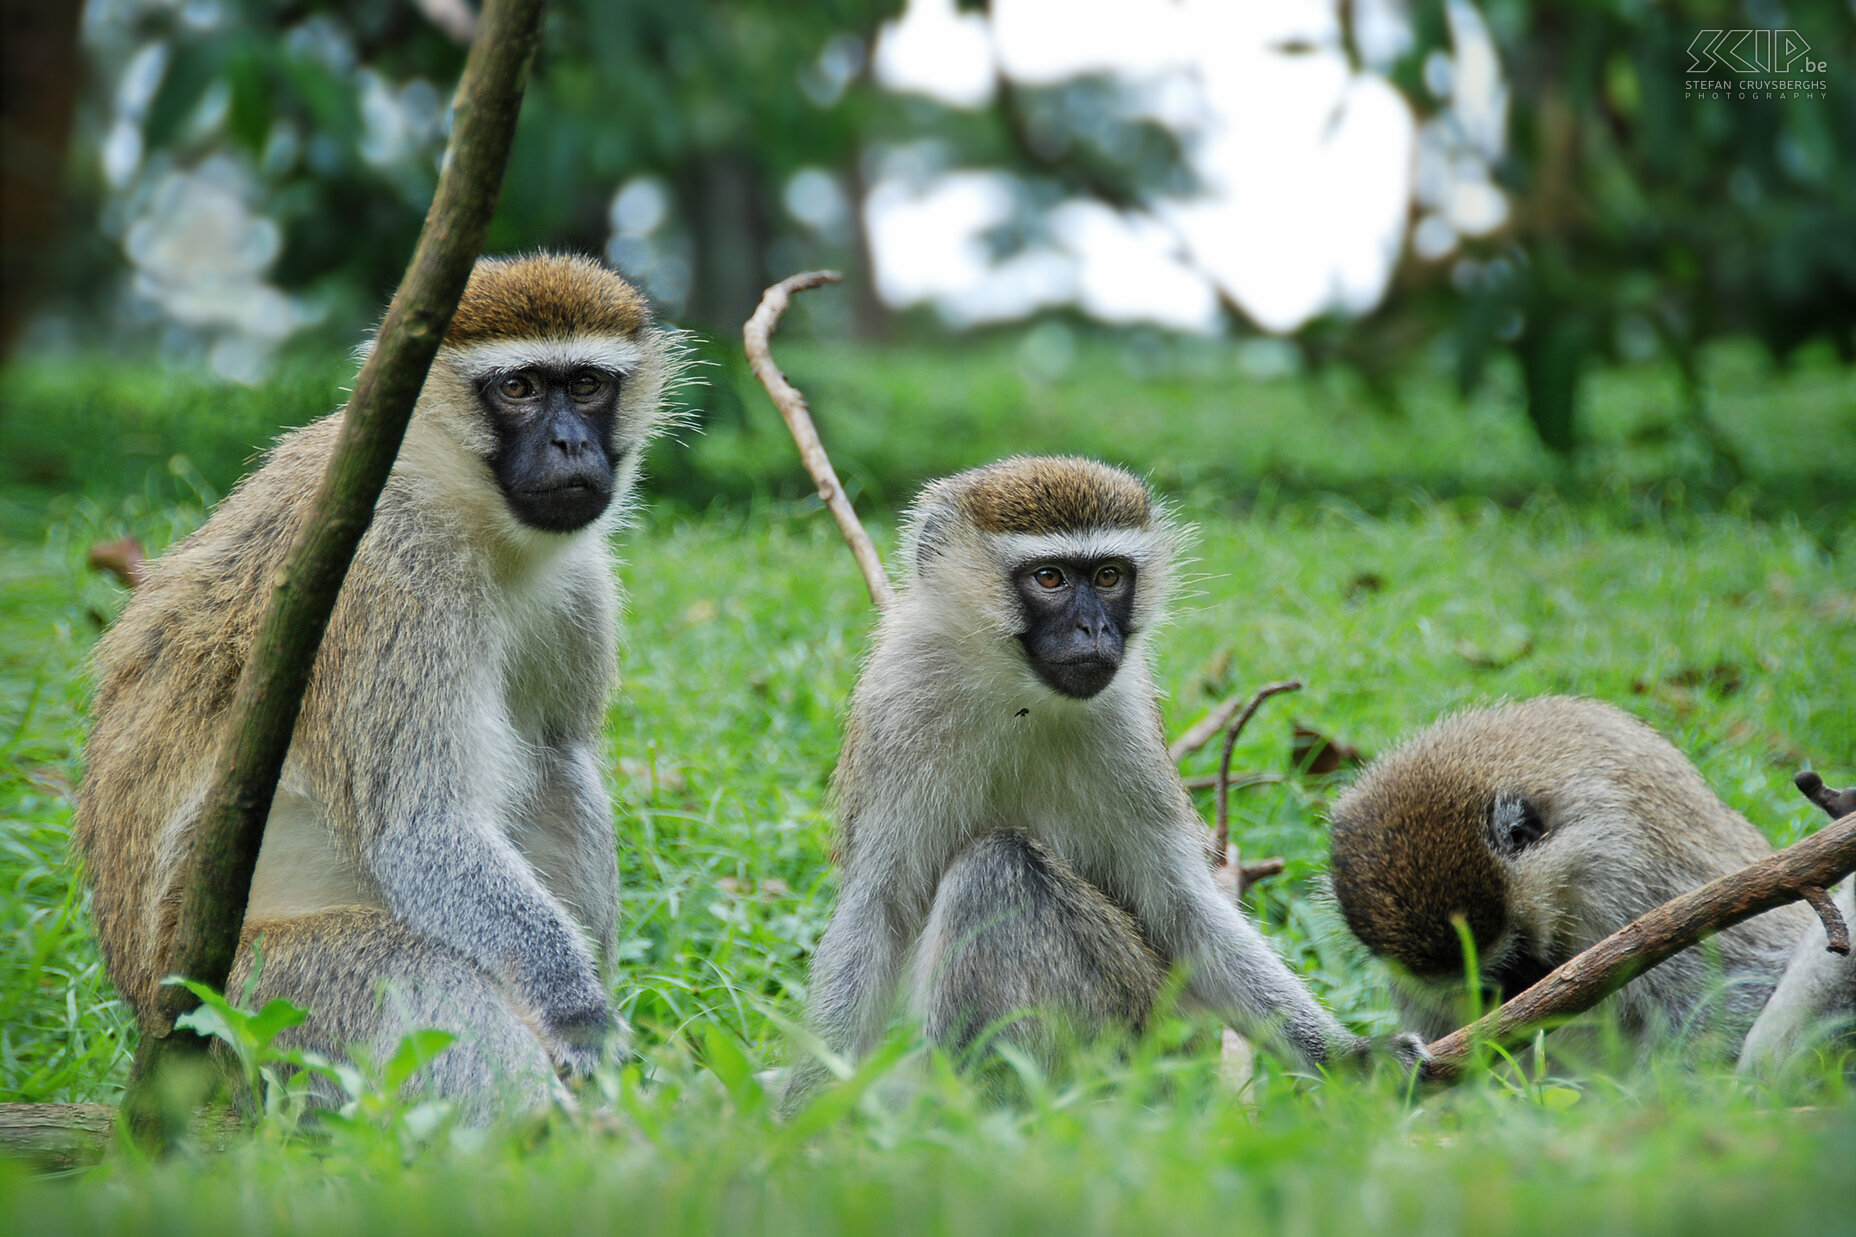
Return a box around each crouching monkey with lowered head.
[1328,696,1852,1069]
[74,253,681,1121]
[782,457,1423,1112]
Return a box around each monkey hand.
[539,995,618,1080]
[1362,1031,1430,1074]
[1332,1030,1430,1076]
[518,946,618,1079]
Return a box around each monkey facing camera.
[781,456,1424,1113]
[1328,696,1854,1069]
[74,254,683,1121]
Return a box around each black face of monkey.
[1013,558,1135,699]
[478,364,622,531]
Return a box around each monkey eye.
[1031,566,1066,590]
[568,371,605,399]
[1093,564,1123,590]
[497,372,537,400]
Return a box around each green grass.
[6,331,1854,533]
[1,339,1853,1231]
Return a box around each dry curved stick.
[1171,686,1275,762]
[1423,809,1856,1082]
[1798,883,1851,956]
[744,271,895,610]
[1212,679,1302,857]
[1793,770,1855,954]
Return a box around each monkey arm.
[781,873,913,1113]
[360,786,613,1060]
[1131,836,1359,1068]
[304,566,614,1070]
[518,742,622,977]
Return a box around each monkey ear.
[1486,791,1547,856]
[913,508,952,571]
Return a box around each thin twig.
[744,271,894,610]
[1793,770,1854,955]
[1213,679,1302,857]
[1423,809,1856,1081]
[1170,688,1266,762]
[1797,769,1856,821]
[1182,771,1284,793]
[1798,884,1851,956]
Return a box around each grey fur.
[1329,696,1821,1060]
[73,255,681,1119]
[914,830,1167,1065]
[1737,879,1856,1073]
[782,459,1412,1113]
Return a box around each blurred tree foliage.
[81,0,902,336]
[1353,0,1856,455]
[39,0,1856,456]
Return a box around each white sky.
[865,0,1504,334]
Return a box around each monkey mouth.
[1032,655,1122,699]
[505,479,615,532]
[522,480,603,497]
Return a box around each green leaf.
[778,1035,914,1145]
[173,1001,240,1050]
[244,997,309,1049]
[702,1024,763,1114]
[382,1029,460,1094]
[224,46,273,155]
[1538,1085,1583,1111]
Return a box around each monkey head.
[899,456,1179,701]
[1327,696,1777,1012]
[408,253,681,536]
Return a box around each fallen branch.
[0,1103,114,1173]
[1423,807,1856,1082]
[122,0,547,1150]
[0,1103,243,1171]
[744,270,894,610]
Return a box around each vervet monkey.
[74,253,681,1119]
[1327,696,1848,1065]
[783,457,1421,1111]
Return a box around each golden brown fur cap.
[1329,753,1510,979]
[916,456,1155,539]
[443,252,651,346]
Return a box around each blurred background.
[2,0,1853,527]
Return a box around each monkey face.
[475,363,622,532]
[1012,557,1135,698]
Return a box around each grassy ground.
[1,337,1853,1231]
